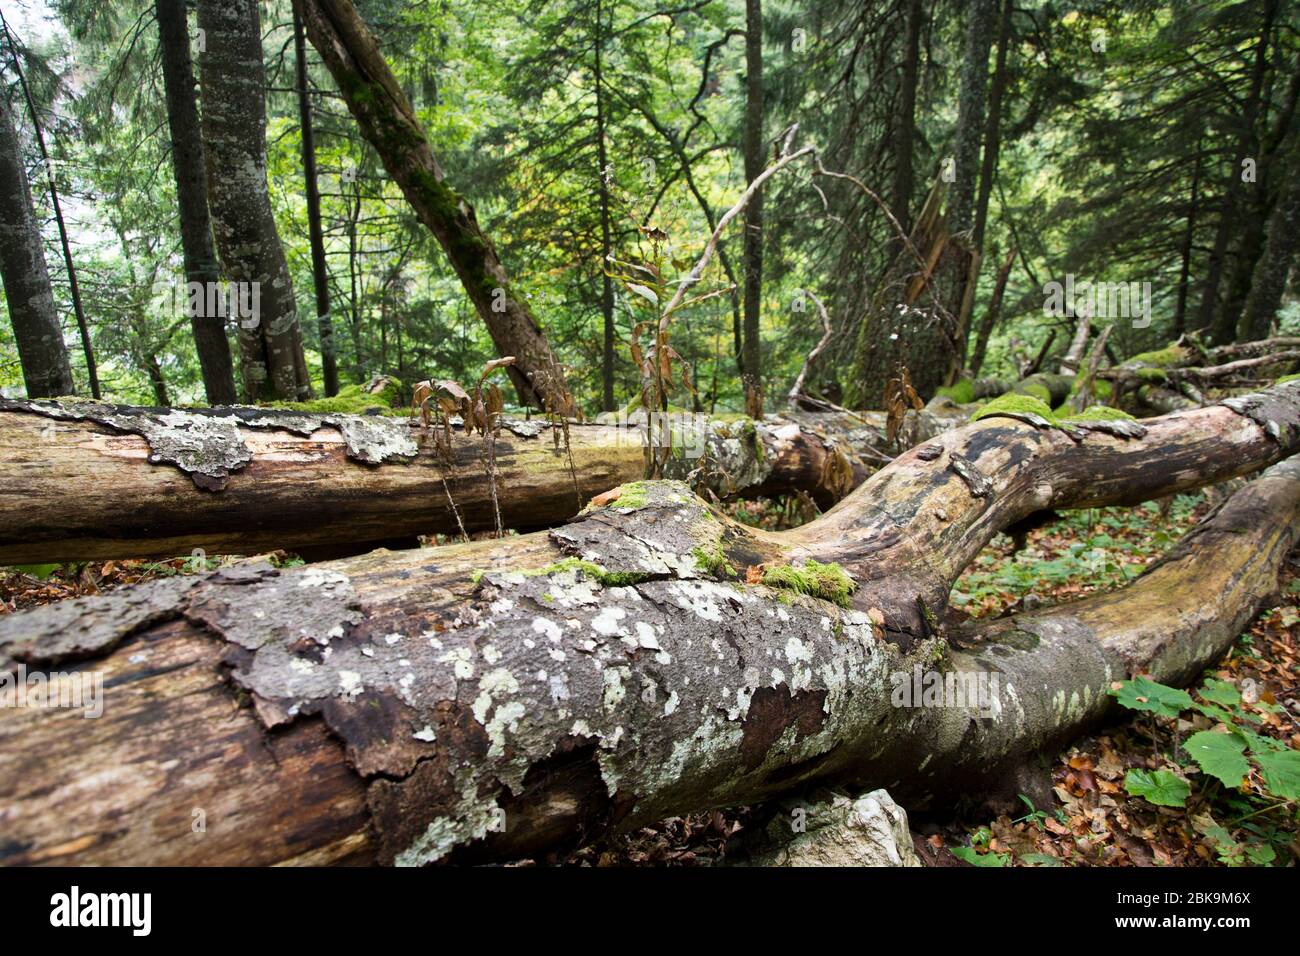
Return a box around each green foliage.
[1110,676,1192,718]
[1106,672,1300,862]
[951,846,1010,867]
[1184,731,1249,788]
[1124,768,1190,807]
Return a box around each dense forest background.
[1,0,1297,414]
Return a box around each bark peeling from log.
[0,397,421,487]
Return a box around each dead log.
[0,398,937,564]
[1,381,1297,865]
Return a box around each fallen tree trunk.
[1,380,1297,865]
[0,398,946,564]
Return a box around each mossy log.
[0,398,942,563]
[1,381,1298,865]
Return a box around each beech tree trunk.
[0,399,944,564]
[197,0,311,402]
[1,381,1298,866]
[156,0,238,406]
[294,0,570,413]
[0,94,74,398]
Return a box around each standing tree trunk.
[1173,139,1202,337]
[2,19,97,398]
[1217,55,1300,342]
[0,94,74,397]
[1239,160,1300,341]
[295,0,571,413]
[1201,0,1277,344]
[741,0,765,419]
[593,0,615,412]
[196,0,312,402]
[947,0,996,367]
[294,7,339,397]
[971,0,1012,255]
[155,0,237,405]
[968,244,1015,377]
[889,0,923,238]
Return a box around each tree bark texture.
[197,0,311,402]
[0,94,74,398]
[156,0,238,406]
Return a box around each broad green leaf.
[1254,750,1300,800]
[1124,768,1189,807]
[1239,729,1287,754]
[951,846,1009,867]
[13,563,60,580]
[1111,677,1192,718]
[1197,677,1241,708]
[1185,731,1249,787]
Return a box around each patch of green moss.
[1277,373,1300,385]
[1128,343,1188,368]
[1133,366,1168,384]
[761,559,856,608]
[936,379,975,404]
[527,557,655,587]
[1015,380,1052,403]
[693,542,737,579]
[1067,374,1113,403]
[269,379,404,415]
[610,481,651,510]
[971,393,1058,424]
[1063,405,1136,423]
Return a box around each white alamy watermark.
[0,664,103,718]
[150,278,261,329]
[1042,274,1152,328]
[596,408,710,458]
[890,666,1000,718]
[50,886,150,936]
